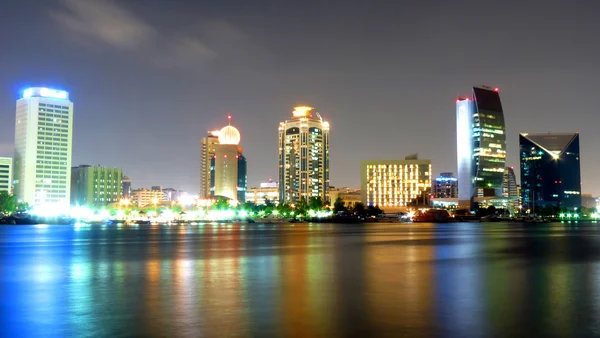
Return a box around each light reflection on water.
[2,222,600,337]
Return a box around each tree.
[352,202,366,216]
[213,197,230,210]
[263,197,275,208]
[366,205,383,217]
[333,197,346,213]
[0,191,17,214]
[309,196,324,210]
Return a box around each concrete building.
[432,172,458,199]
[13,87,73,206]
[122,176,131,198]
[361,155,432,212]
[329,187,361,208]
[0,157,12,194]
[131,188,165,207]
[279,106,330,203]
[520,132,581,212]
[457,86,506,210]
[71,165,123,207]
[246,182,280,206]
[200,131,219,199]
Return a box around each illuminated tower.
[200,130,219,199]
[14,87,73,207]
[209,117,247,202]
[278,106,330,203]
[456,86,506,209]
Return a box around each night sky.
[1,0,599,195]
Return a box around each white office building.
[13,87,73,207]
[0,157,12,194]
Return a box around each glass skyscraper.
[520,132,581,213]
[456,86,506,209]
[278,106,330,203]
[14,87,73,207]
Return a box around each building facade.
[14,87,73,206]
[329,187,361,208]
[71,165,123,207]
[0,157,12,194]
[361,155,432,210]
[208,122,247,202]
[246,182,280,206]
[122,176,131,198]
[432,172,458,198]
[279,106,330,203]
[502,167,519,199]
[200,131,219,199]
[131,188,165,207]
[520,132,581,212]
[456,86,506,209]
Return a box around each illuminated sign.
[293,106,313,117]
[22,87,69,100]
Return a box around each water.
[2,222,600,337]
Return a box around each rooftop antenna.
[227,114,232,126]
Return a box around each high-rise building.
[209,119,247,202]
[200,131,219,199]
[279,106,330,203]
[361,155,432,210]
[122,176,131,198]
[456,86,506,209]
[502,167,518,199]
[0,157,12,194]
[71,165,123,207]
[14,87,73,207]
[432,172,458,198]
[520,132,581,212]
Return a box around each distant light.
[494,88,499,92]
[23,88,33,98]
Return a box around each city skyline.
[1,1,600,195]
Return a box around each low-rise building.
[246,181,279,206]
[71,165,122,207]
[0,157,12,194]
[329,187,361,208]
[131,188,165,207]
[432,172,457,199]
[361,154,432,212]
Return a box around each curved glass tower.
[457,86,506,209]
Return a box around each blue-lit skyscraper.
[456,86,506,209]
[520,132,581,213]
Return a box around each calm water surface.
[2,222,600,337]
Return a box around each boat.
[412,209,451,223]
